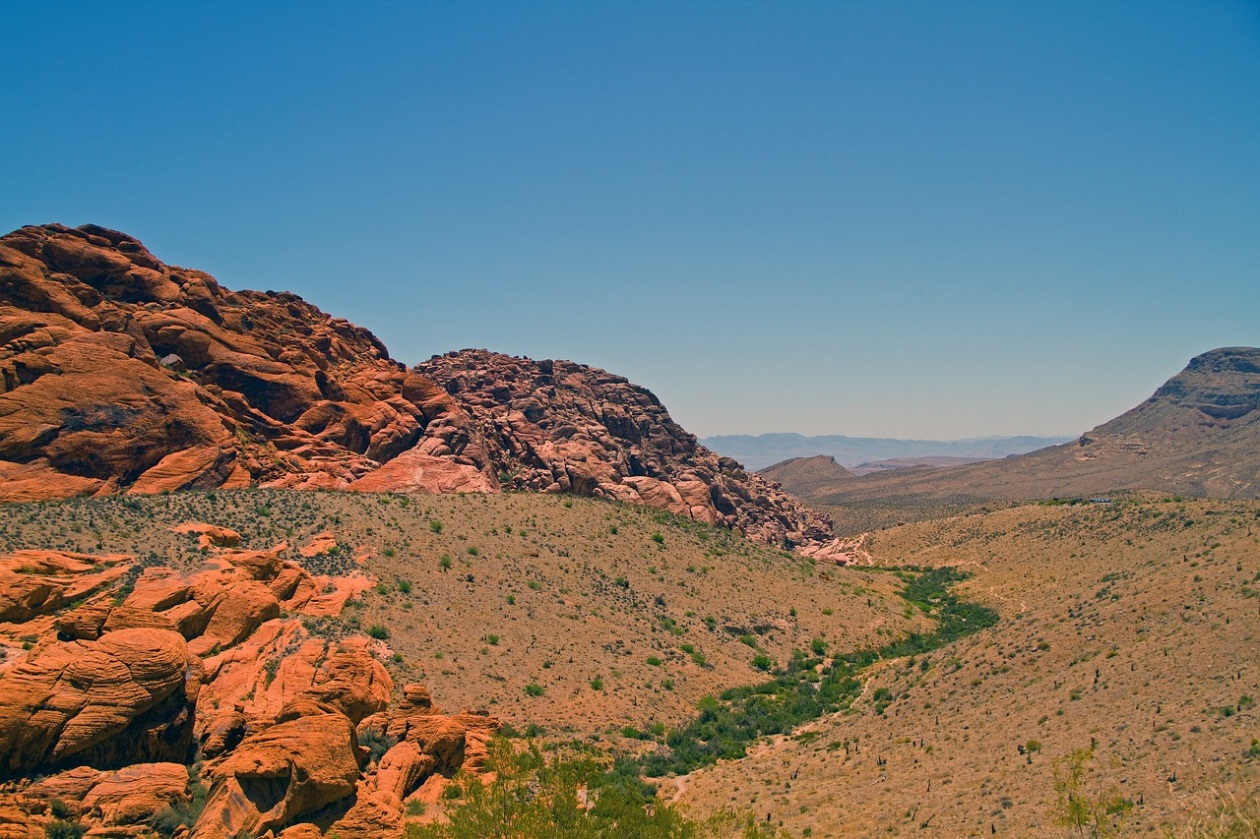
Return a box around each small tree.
[1053,748,1132,838]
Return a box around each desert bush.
[358,728,399,764]
[405,738,785,838]
[45,821,85,839]
[1053,748,1132,838]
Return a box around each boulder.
[192,712,360,839]
[0,628,198,775]
[80,763,189,826]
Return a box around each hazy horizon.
[4,1,1257,439]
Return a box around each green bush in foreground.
[406,738,790,838]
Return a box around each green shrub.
[357,728,399,764]
[367,624,389,640]
[404,737,766,839]
[639,566,997,778]
[45,820,85,839]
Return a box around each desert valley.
[0,223,1256,839]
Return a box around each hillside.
[0,491,917,738]
[676,497,1260,836]
[812,348,1260,506]
[3,493,1254,836]
[0,223,835,554]
[759,455,856,498]
[0,490,921,836]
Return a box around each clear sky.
[3,1,1258,439]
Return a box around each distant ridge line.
[702,432,1074,471]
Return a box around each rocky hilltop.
[0,224,835,552]
[758,454,856,498]
[417,349,836,550]
[0,223,495,501]
[814,347,1260,504]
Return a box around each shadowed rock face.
[417,349,837,551]
[1131,347,1260,423]
[0,223,493,500]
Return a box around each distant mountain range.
[700,433,1074,472]
[770,347,1260,505]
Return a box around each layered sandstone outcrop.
[0,223,493,501]
[0,538,498,838]
[417,349,837,550]
[0,223,839,552]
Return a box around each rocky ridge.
[0,223,839,554]
[757,454,856,498]
[417,349,837,551]
[813,347,1260,505]
[0,223,495,502]
[0,531,497,838]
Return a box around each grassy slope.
[6,491,1256,836]
[0,490,923,737]
[675,497,1260,836]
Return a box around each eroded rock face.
[0,627,198,775]
[0,539,499,837]
[192,710,360,839]
[0,224,493,500]
[417,349,837,550]
[0,224,840,551]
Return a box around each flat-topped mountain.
[0,223,834,552]
[816,347,1260,504]
[758,454,856,498]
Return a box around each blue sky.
[3,1,1258,438]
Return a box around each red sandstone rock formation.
[0,540,499,837]
[0,223,493,500]
[417,349,838,551]
[0,224,839,553]
[0,627,199,774]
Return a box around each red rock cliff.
[0,223,494,499]
[0,224,836,552]
[417,349,836,550]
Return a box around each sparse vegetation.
[1053,748,1132,837]
[641,567,997,777]
[405,737,790,838]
